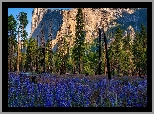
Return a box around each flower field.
[8,72,147,107]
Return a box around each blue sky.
[8,8,72,38]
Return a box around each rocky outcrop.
[30,8,147,52]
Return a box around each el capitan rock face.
[30,8,147,52]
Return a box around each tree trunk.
[43,48,45,72]
[104,48,107,75]
[73,66,76,74]
[139,67,141,77]
[79,49,81,74]
[17,28,20,72]
[9,29,13,72]
[102,28,111,80]
[12,45,15,71]
[20,23,24,71]
[20,50,22,71]
[9,34,12,72]
[98,28,102,75]
[50,38,53,73]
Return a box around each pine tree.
[83,42,94,75]
[36,35,39,73]
[108,44,115,75]
[8,14,17,72]
[16,12,28,72]
[113,27,123,75]
[53,50,62,74]
[132,24,147,77]
[72,8,86,74]
[139,24,147,76]
[21,38,28,72]
[25,38,37,72]
[57,35,69,75]
[120,33,133,76]
[46,19,53,73]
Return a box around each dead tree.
[98,28,102,75]
[102,28,111,80]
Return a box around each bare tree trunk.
[20,23,24,71]
[102,28,111,80]
[104,48,107,75]
[9,29,14,72]
[98,28,102,75]
[12,45,14,71]
[17,28,20,72]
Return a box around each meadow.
[8,72,147,107]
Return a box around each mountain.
[30,8,147,52]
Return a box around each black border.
[3,2,152,112]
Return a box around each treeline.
[8,9,147,76]
[108,25,147,77]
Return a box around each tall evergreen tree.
[121,33,133,76]
[108,43,115,75]
[113,27,123,75]
[72,8,86,74]
[132,31,140,75]
[16,12,28,72]
[132,24,147,76]
[139,24,147,76]
[8,14,17,72]
[57,35,69,74]
[25,38,37,72]
[81,36,105,75]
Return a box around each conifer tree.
[72,8,86,74]
[16,12,28,72]
[25,38,37,72]
[113,27,123,75]
[8,14,17,72]
[132,24,147,76]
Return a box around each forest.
[8,9,147,77]
[8,8,147,107]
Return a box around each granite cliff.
[30,8,147,51]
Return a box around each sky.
[8,8,72,38]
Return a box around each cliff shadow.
[31,9,63,44]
